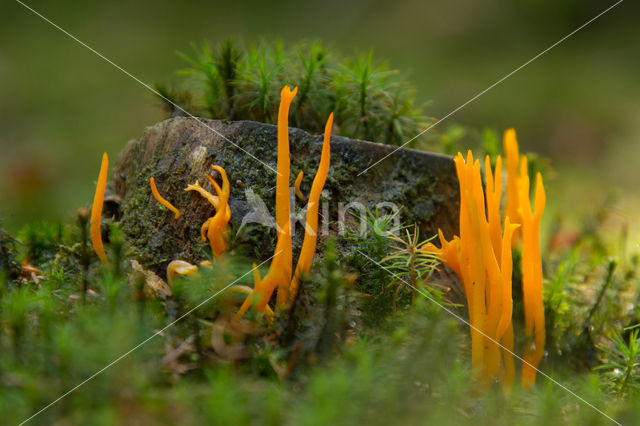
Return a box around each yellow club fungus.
[236,86,333,319]
[205,166,231,256]
[423,152,517,386]
[150,177,181,219]
[518,161,546,388]
[236,223,292,319]
[274,86,297,307]
[185,165,232,257]
[502,129,547,387]
[289,113,333,303]
[448,151,518,385]
[90,152,109,264]
[185,180,221,209]
[294,171,304,199]
[423,133,546,390]
[504,128,522,244]
[167,260,199,285]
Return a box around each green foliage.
[0,221,20,281]
[342,207,401,325]
[312,240,356,358]
[168,39,429,144]
[540,193,640,387]
[3,197,640,425]
[17,221,64,265]
[382,224,441,313]
[153,82,194,118]
[437,125,468,156]
[595,329,640,397]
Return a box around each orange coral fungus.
[423,134,546,390]
[185,165,231,257]
[237,86,333,318]
[150,177,181,219]
[503,128,521,244]
[289,113,333,302]
[274,86,297,307]
[90,152,109,264]
[205,166,231,256]
[294,171,304,199]
[503,130,547,387]
[423,151,519,388]
[236,223,291,319]
[519,162,546,388]
[185,180,221,209]
[167,260,199,285]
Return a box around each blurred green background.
[1,0,638,239]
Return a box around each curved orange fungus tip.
[209,165,231,222]
[205,165,231,257]
[90,152,109,264]
[184,165,232,258]
[185,180,220,209]
[294,171,304,199]
[423,130,545,391]
[503,128,522,244]
[167,260,199,285]
[290,111,332,303]
[237,88,332,318]
[150,177,181,219]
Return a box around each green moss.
[162,39,430,147]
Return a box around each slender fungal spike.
[150,177,181,219]
[274,86,297,307]
[237,87,334,318]
[503,129,521,244]
[90,152,109,264]
[289,113,333,302]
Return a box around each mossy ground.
[2,180,640,425]
[3,37,640,426]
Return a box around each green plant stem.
[586,260,617,324]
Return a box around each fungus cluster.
[184,165,232,257]
[423,129,545,389]
[505,130,546,388]
[148,164,232,258]
[236,86,333,319]
[90,85,331,322]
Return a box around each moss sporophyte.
[423,130,545,390]
[90,85,332,322]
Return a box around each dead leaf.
[130,260,172,299]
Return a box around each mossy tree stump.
[112,118,459,276]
